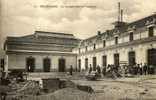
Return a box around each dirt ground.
[1,74,156,100]
[72,75,156,100]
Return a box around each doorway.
[147,49,156,66]
[78,59,81,72]
[43,57,51,72]
[114,53,119,67]
[147,49,156,74]
[58,58,66,72]
[128,51,136,66]
[93,57,97,71]
[1,59,4,71]
[85,58,88,70]
[102,55,107,67]
[26,57,35,72]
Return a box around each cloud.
[0,0,156,48]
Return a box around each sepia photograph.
[0,0,156,100]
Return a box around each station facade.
[4,14,156,72]
[74,14,156,71]
[4,31,80,72]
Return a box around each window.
[147,49,156,74]
[58,58,66,72]
[114,53,119,67]
[0,59,4,70]
[148,26,154,37]
[93,44,96,50]
[78,48,80,53]
[85,46,88,52]
[103,40,106,47]
[85,58,88,70]
[129,32,133,41]
[102,56,107,67]
[115,37,118,44]
[78,59,81,72]
[93,57,97,71]
[43,57,51,72]
[26,56,35,72]
[148,49,156,66]
[128,51,136,66]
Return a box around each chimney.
[106,30,110,33]
[112,2,127,28]
[35,31,39,38]
[121,9,123,22]
[118,2,121,22]
[97,31,101,35]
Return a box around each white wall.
[134,33,140,40]
[77,40,156,70]
[75,25,156,70]
[141,31,148,39]
[119,37,122,44]
[154,27,156,36]
[8,53,77,71]
[124,36,129,43]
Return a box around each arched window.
[148,49,156,66]
[26,56,35,72]
[114,53,119,67]
[58,58,66,72]
[147,49,156,74]
[148,26,154,37]
[78,59,81,72]
[43,57,51,72]
[128,51,135,66]
[93,57,97,71]
[85,58,88,70]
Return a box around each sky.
[0,0,156,48]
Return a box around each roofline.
[128,13,156,26]
[6,34,34,39]
[83,13,156,41]
[35,31,73,36]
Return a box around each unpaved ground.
[22,88,95,100]
[72,75,156,100]
[2,75,156,100]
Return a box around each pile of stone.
[22,88,96,100]
[4,78,94,100]
[6,80,40,100]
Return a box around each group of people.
[87,63,156,77]
[88,64,121,77]
[88,64,106,76]
[127,63,155,75]
[68,63,156,77]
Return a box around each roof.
[35,31,73,36]
[80,13,156,46]
[34,31,76,39]
[5,31,81,52]
[128,13,156,28]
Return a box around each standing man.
[140,63,143,75]
[102,66,106,76]
[69,65,73,75]
[96,65,101,74]
[143,63,148,75]
[89,64,92,74]
[136,64,140,75]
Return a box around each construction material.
[22,88,95,100]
